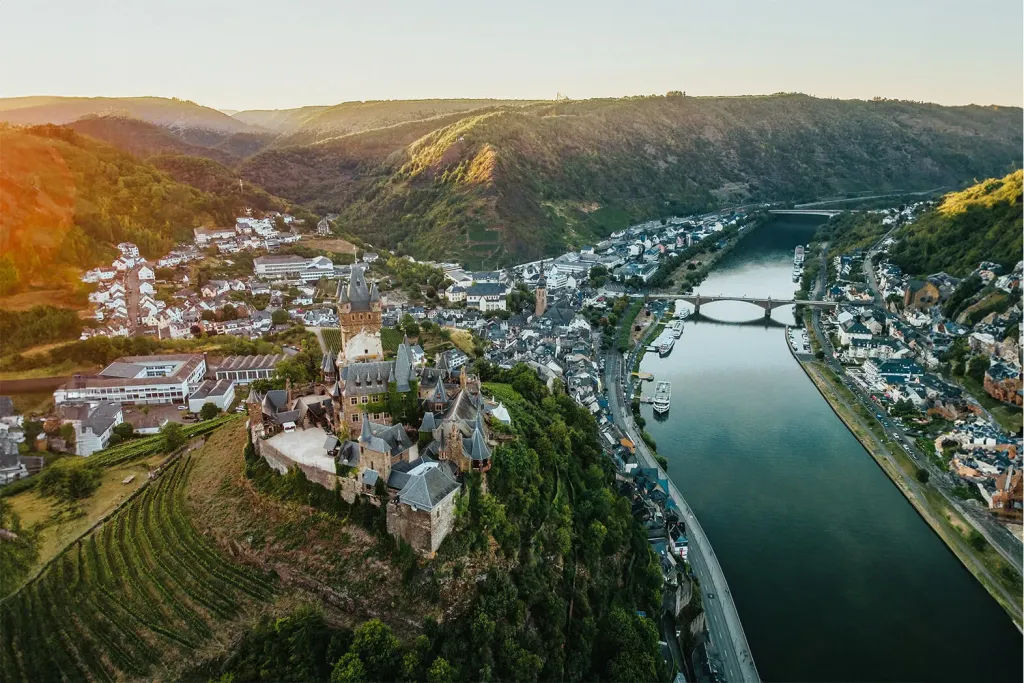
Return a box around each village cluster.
[819,210,1023,515]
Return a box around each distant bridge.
[768,209,844,217]
[649,294,837,318]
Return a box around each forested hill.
[889,171,1023,277]
[0,124,289,294]
[239,94,1022,267]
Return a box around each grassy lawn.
[5,458,154,589]
[0,286,89,312]
[303,237,359,255]
[447,328,477,356]
[0,359,102,381]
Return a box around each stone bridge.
[650,294,838,318]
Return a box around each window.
[351,414,359,422]
[361,396,369,404]
[350,397,358,406]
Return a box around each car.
[707,592,715,599]
[177,405,187,411]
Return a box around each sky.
[3,0,1022,110]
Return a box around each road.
[604,347,760,683]
[809,237,1024,577]
[127,267,141,335]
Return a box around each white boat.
[658,334,675,357]
[794,245,805,266]
[675,308,690,320]
[653,381,672,414]
[670,320,684,338]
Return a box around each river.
[639,216,1023,682]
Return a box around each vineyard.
[381,327,403,353]
[89,415,240,469]
[321,327,403,355]
[0,454,275,682]
[321,328,342,354]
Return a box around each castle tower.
[535,261,547,317]
[336,266,383,363]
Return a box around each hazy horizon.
[4,0,1023,110]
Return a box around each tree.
[38,459,101,502]
[112,422,134,440]
[967,530,987,551]
[271,309,290,326]
[400,314,420,338]
[330,653,366,683]
[160,421,186,452]
[427,657,455,683]
[915,468,930,483]
[199,402,221,421]
[23,420,43,449]
[350,619,399,681]
[966,355,989,382]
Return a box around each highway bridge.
[648,294,838,318]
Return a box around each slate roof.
[321,351,336,374]
[393,339,413,392]
[396,463,460,511]
[419,411,437,432]
[339,266,373,311]
[340,361,394,396]
[0,396,14,419]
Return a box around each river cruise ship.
[653,381,672,414]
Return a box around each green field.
[0,454,275,682]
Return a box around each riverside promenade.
[604,341,760,682]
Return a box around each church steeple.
[535,260,547,317]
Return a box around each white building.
[465,283,507,312]
[254,254,334,282]
[54,355,207,406]
[59,401,124,457]
[194,226,237,246]
[188,379,236,413]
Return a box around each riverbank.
[652,213,769,294]
[799,359,1024,627]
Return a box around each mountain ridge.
[238,94,1023,266]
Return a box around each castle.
[247,265,505,555]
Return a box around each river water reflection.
[640,216,1022,682]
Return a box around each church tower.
[336,266,383,363]
[535,261,547,317]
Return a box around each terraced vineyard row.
[89,415,240,469]
[0,454,275,682]
[321,328,343,354]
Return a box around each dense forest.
[889,171,1023,277]
[238,94,1023,267]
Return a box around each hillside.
[239,94,1023,267]
[0,125,270,293]
[889,171,1023,276]
[67,115,238,164]
[0,95,258,134]
[270,98,541,146]
[231,105,331,133]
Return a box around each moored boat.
[653,381,672,414]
